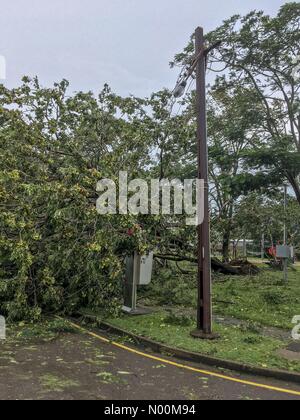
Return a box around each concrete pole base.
[122,306,152,316]
[190,329,220,340]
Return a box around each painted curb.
[77,313,300,385]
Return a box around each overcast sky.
[0,0,291,97]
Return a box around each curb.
[77,313,300,385]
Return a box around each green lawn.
[143,263,300,331]
[107,311,300,373]
[213,266,300,330]
[102,264,300,373]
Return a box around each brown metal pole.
[191,27,215,339]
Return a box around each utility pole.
[173,27,220,339]
[191,27,218,340]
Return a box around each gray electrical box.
[276,245,291,259]
[122,252,153,315]
[136,253,154,286]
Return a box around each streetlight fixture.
[173,80,187,98]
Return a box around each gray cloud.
[0,0,289,97]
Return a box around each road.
[0,321,300,400]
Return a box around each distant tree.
[233,192,300,249]
[208,80,266,261]
[174,2,300,204]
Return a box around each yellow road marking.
[66,319,300,398]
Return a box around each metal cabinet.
[122,252,153,315]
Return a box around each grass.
[103,263,300,373]
[144,263,300,331]
[213,266,300,330]
[107,310,300,373]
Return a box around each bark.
[286,172,300,205]
[222,231,231,263]
[155,254,241,275]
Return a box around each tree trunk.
[222,231,231,263]
[286,172,300,205]
[154,254,259,275]
[221,204,234,263]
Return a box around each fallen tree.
[155,254,259,276]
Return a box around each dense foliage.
[0,79,151,320]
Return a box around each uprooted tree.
[0,79,152,320]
